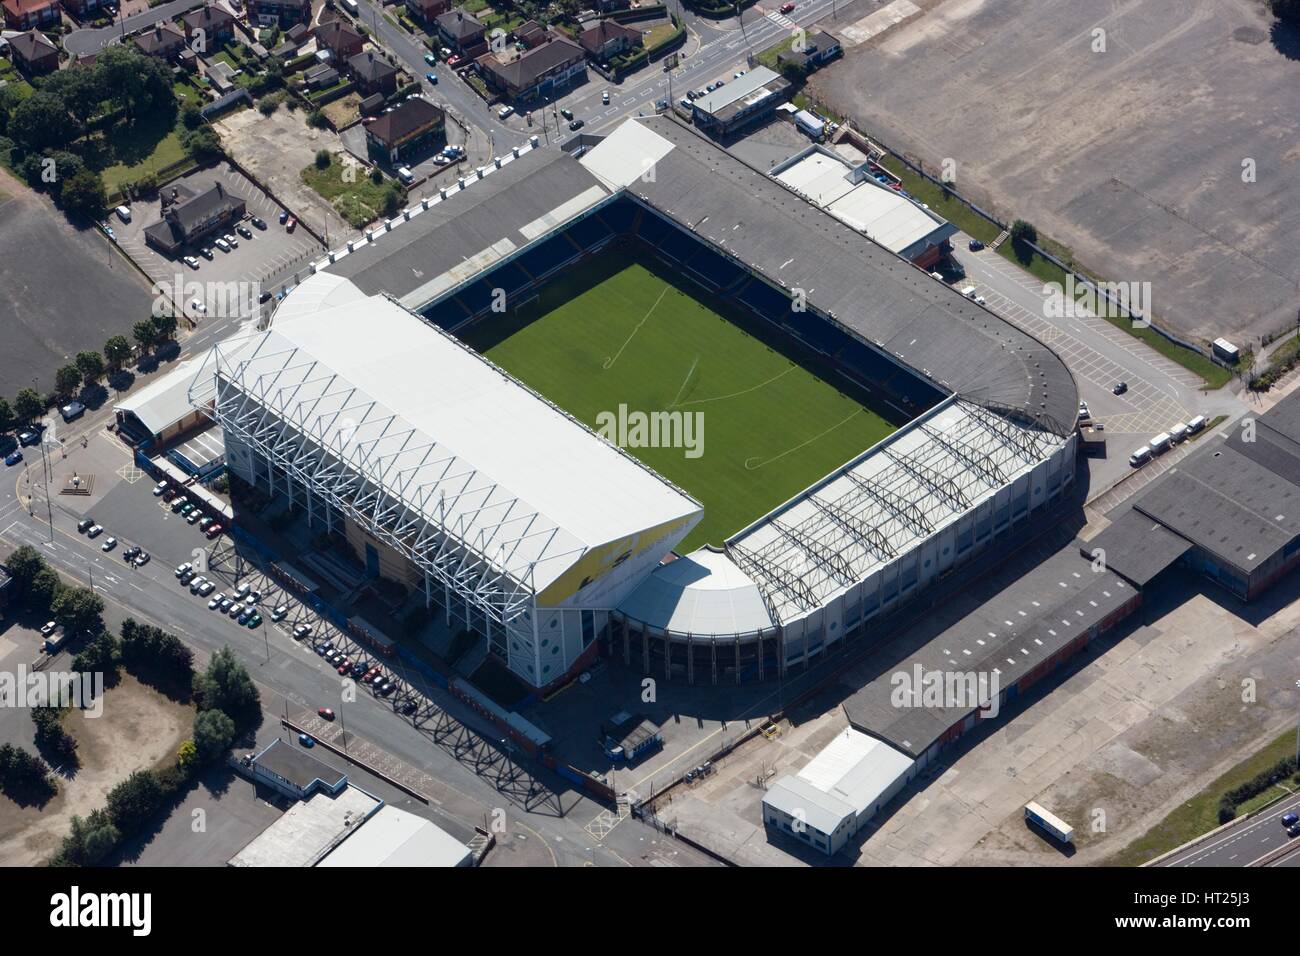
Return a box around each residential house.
[181,3,237,49]
[577,19,642,63]
[133,21,187,60]
[477,33,585,103]
[348,49,399,97]
[405,0,450,29]
[776,29,841,73]
[1,0,59,31]
[247,0,311,28]
[144,181,247,255]
[314,17,364,61]
[365,95,444,165]
[60,0,105,21]
[6,28,58,74]
[434,9,484,53]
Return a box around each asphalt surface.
[63,0,207,57]
[1156,789,1300,867]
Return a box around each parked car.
[350,662,367,678]
[425,71,438,84]
[602,90,610,104]
[560,107,573,120]
[205,523,224,539]
[133,551,150,567]
[123,546,141,562]
[40,621,58,636]
[214,237,231,252]
[162,487,178,502]
[968,238,985,251]
[278,210,288,225]
[101,536,117,552]
[4,451,21,467]
[175,562,192,578]
[236,224,253,239]
[1283,812,1299,827]
[1113,381,1128,395]
[298,733,314,748]
[198,516,214,530]
[401,698,418,716]
[183,255,200,269]
[233,583,250,600]
[271,605,289,621]
[86,524,103,539]
[568,119,584,131]
[219,597,234,613]
[498,104,514,119]
[251,216,267,230]
[77,518,95,534]
[223,233,238,248]
[199,247,214,259]
[293,623,313,640]
[286,217,297,233]
[18,429,41,447]
[424,51,436,65]
[246,613,262,628]
[61,401,86,422]
[198,581,216,597]
[152,481,168,496]
[779,1,795,11]
[208,593,225,610]
[186,510,202,524]
[318,707,336,721]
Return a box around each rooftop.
[228,786,380,867]
[692,66,784,116]
[317,805,472,867]
[366,96,444,146]
[251,738,348,792]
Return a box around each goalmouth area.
[463,251,903,552]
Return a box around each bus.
[1025,801,1074,843]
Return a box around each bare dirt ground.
[0,675,192,867]
[214,106,353,243]
[810,0,1300,347]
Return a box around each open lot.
[468,251,898,550]
[0,167,155,394]
[810,0,1300,345]
[0,673,192,867]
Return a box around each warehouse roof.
[318,805,472,867]
[211,294,701,593]
[1082,507,1193,587]
[843,547,1134,758]
[692,66,783,116]
[229,787,380,867]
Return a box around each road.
[1154,791,1300,867]
[63,0,207,57]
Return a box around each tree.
[306,109,328,129]
[13,388,43,422]
[1272,0,1300,24]
[0,398,12,435]
[53,586,105,635]
[75,351,105,383]
[104,335,133,369]
[380,185,401,218]
[7,92,77,151]
[3,545,47,594]
[60,810,121,866]
[182,126,222,163]
[105,770,165,835]
[151,312,177,341]
[59,168,108,220]
[315,148,331,169]
[369,167,384,186]
[132,320,157,352]
[41,66,104,131]
[192,647,260,729]
[28,566,62,610]
[181,102,203,130]
[1009,218,1037,245]
[55,364,82,398]
[192,709,236,763]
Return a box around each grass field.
[467,253,898,552]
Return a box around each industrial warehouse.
[173,114,1079,696]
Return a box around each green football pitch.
[466,253,898,552]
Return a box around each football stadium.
[191,115,1079,691]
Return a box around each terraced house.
[182,3,237,49]
[477,33,585,103]
[248,0,311,28]
[1,0,58,30]
[6,28,58,74]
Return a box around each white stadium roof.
[209,293,701,595]
[772,148,954,256]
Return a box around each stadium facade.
[193,115,1079,691]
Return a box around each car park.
[101,536,117,552]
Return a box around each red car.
[285,217,297,233]
[779,2,795,12]
[318,707,335,721]
[447,53,464,67]
[336,659,351,675]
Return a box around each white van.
[962,286,977,299]
[397,166,414,185]
[1129,446,1151,467]
[115,205,132,223]
[1169,422,1190,443]
[1187,414,1208,434]
[1150,432,1172,454]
